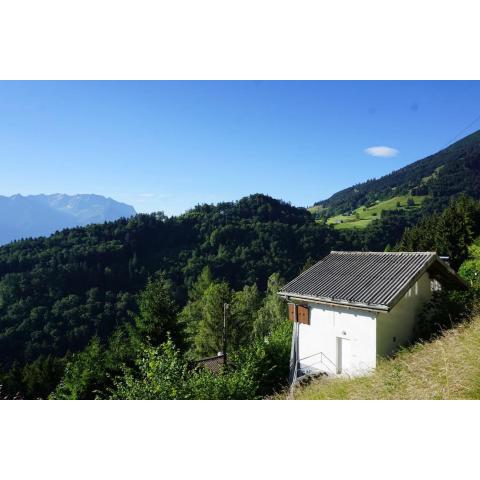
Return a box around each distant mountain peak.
[0,193,136,245]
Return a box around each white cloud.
[138,193,156,198]
[364,146,399,158]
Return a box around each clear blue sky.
[1,81,480,215]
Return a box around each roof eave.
[430,257,469,289]
[277,291,390,313]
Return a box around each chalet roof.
[194,354,226,374]
[278,251,467,312]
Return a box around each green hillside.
[324,195,428,230]
[314,129,480,217]
[0,194,336,398]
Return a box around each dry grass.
[283,309,480,400]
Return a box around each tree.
[229,284,261,347]
[135,274,179,346]
[398,196,480,269]
[253,273,287,339]
[180,269,262,358]
[110,320,292,400]
[194,282,232,358]
[21,355,65,399]
[111,339,192,400]
[52,336,105,399]
[51,325,142,399]
[178,267,214,352]
[188,266,213,302]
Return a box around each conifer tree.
[194,282,232,358]
[135,274,178,345]
[230,284,261,347]
[253,273,287,339]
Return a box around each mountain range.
[0,194,136,245]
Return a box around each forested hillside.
[0,194,337,398]
[314,129,480,217]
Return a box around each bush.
[414,290,475,341]
[110,321,292,400]
[458,242,480,294]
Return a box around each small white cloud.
[364,146,399,158]
[138,193,156,198]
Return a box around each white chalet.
[278,251,467,380]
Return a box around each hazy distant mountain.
[0,194,136,245]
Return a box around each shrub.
[414,290,474,341]
[110,321,292,400]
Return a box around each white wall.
[376,271,433,356]
[296,272,434,378]
[298,303,377,377]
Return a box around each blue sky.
[1,81,480,215]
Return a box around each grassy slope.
[284,309,480,400]
[325,195,428,230]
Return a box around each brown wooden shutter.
[288,303,296,322]
[297,305,310,325]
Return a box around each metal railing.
[298,350,337,372]
[289,322,338,395]
[289,350,337,398]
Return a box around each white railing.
[289,350,336,398]
[298,350,336,372]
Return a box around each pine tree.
[194,282,232,358]
[135,274,178,346]
[178,267,214,352]
[253,273,287,339]
[189,266,213,302]
[230,284,261,347]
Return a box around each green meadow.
[324,195,428,230]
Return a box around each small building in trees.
[194,354,226,374]
[278,251,467,380]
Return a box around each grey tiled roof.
[279,251,466,311]
[194,355,226,374]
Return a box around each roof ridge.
[196,354,225,362]
[330,251,437,255]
